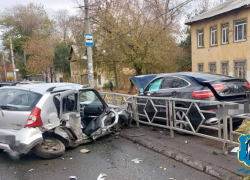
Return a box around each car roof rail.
[46,87,56,92]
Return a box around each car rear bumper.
[0,128,43,154]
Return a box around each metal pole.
[2,52,6,81]
[84,0,94,88]
[9,38,17,82]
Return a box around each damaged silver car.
[0,83,131,159]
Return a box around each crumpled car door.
[57,90,83,140]
[79,89,119,140]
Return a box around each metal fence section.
[99,92,249,154]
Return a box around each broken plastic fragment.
[131,158,143,164]
[28,169,34,172]
[80,149,90,154]
[231,147,239,153]
[69,176,77,180]
[97,173,107,180]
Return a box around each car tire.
[232,118,244,131]
[33,138,65,159]
[175,108,192,135]
[0,149,4,153]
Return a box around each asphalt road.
[0,136,218,180]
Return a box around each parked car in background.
[0,81,44,88]
[129,72,250,132]
[0,82,14,87]
[0,83,131,159]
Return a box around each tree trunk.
[23,50,27,65]
[50,67,53,83]
[113,60,118,93]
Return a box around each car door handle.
[172,91,177,95]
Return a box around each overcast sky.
[0,0,78,16]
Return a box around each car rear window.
[0,89,42,111]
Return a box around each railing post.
[169,100,174,138]
[222,104,228,154]
[132,96,139,127]
[112,94,117,105]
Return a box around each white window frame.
[209,62,216,74]
[234,20,247,42]
[222,24,229,44]
[197,63,204,72]
[197,30,204,48]
[220,61,229,76]
[234,60,247,79]
[211,27,217,46]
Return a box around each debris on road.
[97,173,107,180]
[163,168,167,170]
[131,158,143,164]
[212,151,218,155]
[60,157,65,160]
[159,166,163,169]
[107,140,112,143]
[185,140,189,144]
[129,133,145,137]
[28,169,34,172]
[80,149,90,154]
[231,147,239,153]
[159,131,163,134]
[69,176,77,180]
[63,167,67,170]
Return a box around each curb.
[120,132,241,180]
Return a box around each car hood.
[130,74,157,89]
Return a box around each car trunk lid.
[195,77,250,101]
[0,88,42,130]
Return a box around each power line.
[94,0,193,49]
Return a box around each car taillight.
[212,84,225,91]
[192,84,225,99]
[191,90,214,98]
[244,82,250,89]
[25,107,43,127]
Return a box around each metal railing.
[99,92,249,154]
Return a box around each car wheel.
[232,118,244,131]
[0,149,4,153]
[175,109,192,135]
[33,138,65,159]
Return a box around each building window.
[98,75,101,85]
[234,60,247,79]
[211,27,217,46]
[197,30,204,47]
[197,63,204,72]
[234,20,246,42]
[209,62,216,73]
[221,61,229,76]
[222,24,229,44]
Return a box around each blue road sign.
[85,34,94,47]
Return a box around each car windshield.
[0,89,42,111]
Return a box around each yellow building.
[68,45,109,87]
[186,0,250,81]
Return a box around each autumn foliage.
[23,35,54,74]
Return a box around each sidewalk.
[120,124,249,180]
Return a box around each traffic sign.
[85,34,94,47]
